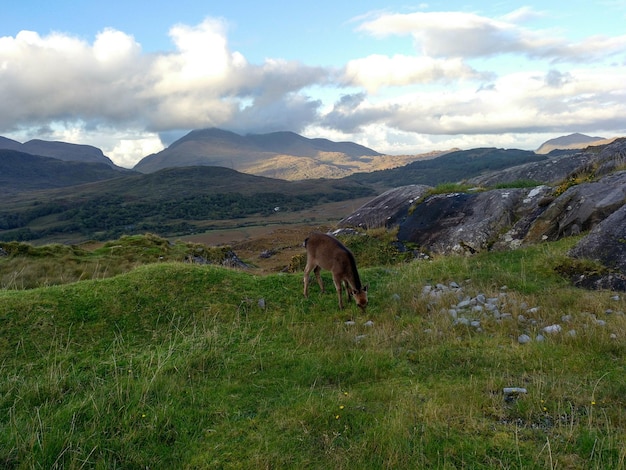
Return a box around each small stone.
[568,329,577,337]
[503,387,527,395]
[595,319,606,327]
[470,320,481,328]
[364,320,374,327]
[258,298,266,309]
[518,334,531,344]
[542,324,562,334]
[345,320,356,326]
[536,334,545,342]
[561,314,573,323]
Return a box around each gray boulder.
[524,171,626,243]
[338,184,432,229]
[468,152,594,187]
[396,189,529,254]
[569,204,626,273]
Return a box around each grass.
[0,236,625,468]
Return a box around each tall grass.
[0,237,624,468]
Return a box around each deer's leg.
[303,261,313,298]
[332,275,344,309]
[343,281,353,303]
[314,266,325,293]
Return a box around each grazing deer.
[303,232,368,311]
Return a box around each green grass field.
[1,235,624,469]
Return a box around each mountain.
[0,137,122,169]
[0,149,134,195]
[347,147,546,189]
[535,133,608,154]
[133,128,434,179]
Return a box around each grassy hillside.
[0,149,132,195]
[1,234,624,468]
[0,167,375,244]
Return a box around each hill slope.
[348,147,546,188]
[0,165,376,244]
[0,136,121,168]
[0,149,134,195]
[0,237,624,468]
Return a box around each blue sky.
[1,0,625,168]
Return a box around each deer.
[303,232,368,311]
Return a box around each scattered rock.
[542,324,562,334]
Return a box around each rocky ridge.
[339,139,626,290]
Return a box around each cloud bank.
[1,9,625,167]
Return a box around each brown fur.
[303,232,368,311]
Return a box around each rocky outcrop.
[339,139,626,287]
[523,171,626,243]
[338,185,432,229]
[467,152,594,187]
[468,138,626,187]
[396,189,524,254]
[569,204,626,273]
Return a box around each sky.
[1,1,625,168]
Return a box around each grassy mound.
[1,237,624,468]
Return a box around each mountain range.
[1,129,612,185]
[133,128,443,179]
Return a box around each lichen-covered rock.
[524,171,626,243]
[397,189,528,255]
[569,204,626,274]
[338,184,432,229]
[468,138,626,187]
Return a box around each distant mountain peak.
[536,133,607,154]
[133,127,383,176]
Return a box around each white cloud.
[357,10,626,62]
[343,55,490,91]
[0,18,329,147]
[1,9,625,167]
